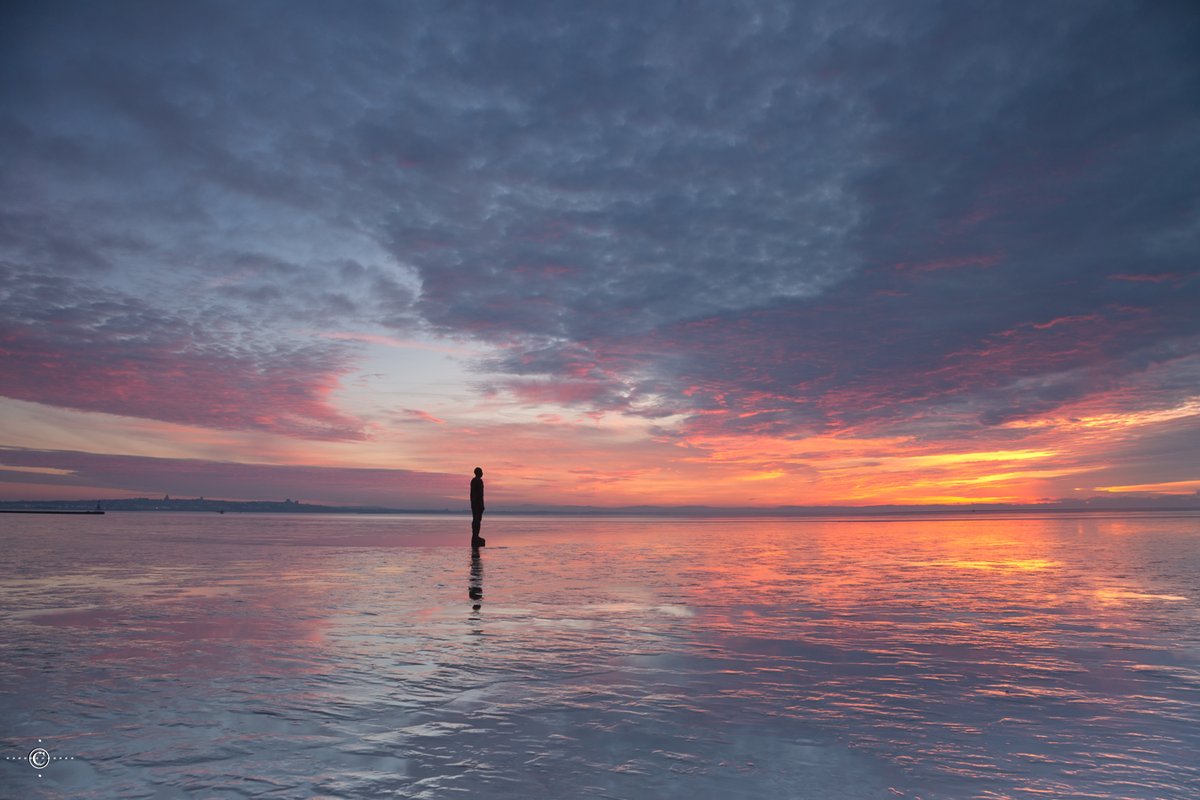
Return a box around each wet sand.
[2,511,1198,798]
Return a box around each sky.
[1,0,1198,509]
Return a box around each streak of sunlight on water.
[1,511,1198,798]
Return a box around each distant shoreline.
[2,497,1198,517]
[0,508,106,515]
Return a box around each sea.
[1,511,1198,799]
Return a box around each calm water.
[1,511,1198,799]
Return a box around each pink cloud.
[1108,272,1192,285]
[1030,314,1103,330]
[403,409,445,424]
[0,324,365,440]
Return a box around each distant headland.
[0,497,453,515]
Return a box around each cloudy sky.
[2,1,1198,508]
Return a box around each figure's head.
[474,467,483,477]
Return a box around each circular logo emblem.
[28,748,51,770]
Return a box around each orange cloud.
[1092,480,1200,495]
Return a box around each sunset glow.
[2,3,1197,510]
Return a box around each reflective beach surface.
[2,512,1198,798]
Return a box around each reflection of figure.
[470,466,486,547]
[469,551,483,611]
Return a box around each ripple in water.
[1,511,1198,798]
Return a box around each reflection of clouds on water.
[591,603,694,618]
[1,512,1199,798]
[924,557,1060,571]
[1091,588,1189,605]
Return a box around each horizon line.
[3,496,1199,517]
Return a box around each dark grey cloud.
[1,0,1197,443]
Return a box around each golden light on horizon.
[1092,479,1200,495]
[895,449,1059,467]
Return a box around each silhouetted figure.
[470,466,486,547]
[469,551,483,611]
